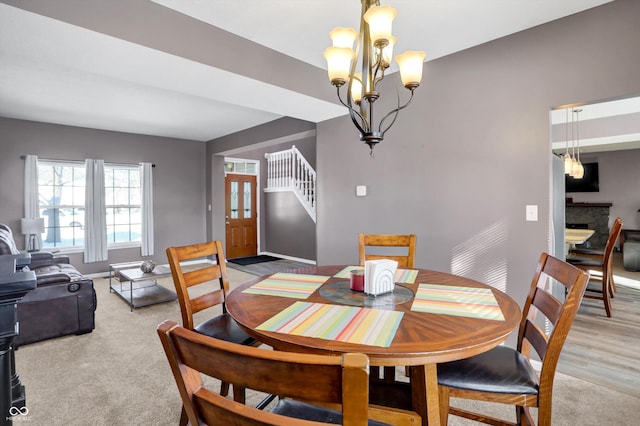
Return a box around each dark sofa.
[0,224,96,347]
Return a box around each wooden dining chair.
[568,217,622,292]
[166,241,261,423]
[358,233,417,381]
[436,252,589,426]
[358,234,417,268]
[566,217,622,317]
[157,320,421,426]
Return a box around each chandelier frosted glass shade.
[323,0,426,154]
[323,47,356,86]
[395,50,426,89]
[363,5,396,46]
[564,155,574,174]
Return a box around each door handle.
[225,222,230,225]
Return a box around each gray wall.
[316,0,640,314]
[0,117,206,274]
[207,117,317,259]
[567,149,640,230]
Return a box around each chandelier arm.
[372,50,385,88]
[373,65,385,89]
[378,89,415,134]
[337,87,368,135]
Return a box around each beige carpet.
[14,266,639,425]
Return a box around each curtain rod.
[20,155,155,167]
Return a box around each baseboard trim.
[259,251,316,265]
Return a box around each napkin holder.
[364,259,398,296]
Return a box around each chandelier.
[323,0,425,154]
[563,108,584,179]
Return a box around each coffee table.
[110,264,176,311]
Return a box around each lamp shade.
[350,73,363,104]
[363,5,396,47]
[380,36,396,68]
[395,50,426,89]
[564,155,574,174]
[21,217,45,235]
[323,46,356,85]
[329,27,357,49]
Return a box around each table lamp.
[21,217,45,252]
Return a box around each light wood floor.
[557,252,640,398]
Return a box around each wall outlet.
[526,205,538,221]
[356,185,367,197]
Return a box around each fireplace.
[565,202,612,248]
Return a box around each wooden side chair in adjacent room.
[358,233,417,268]
[157,320,421,426]
[566,217,622,317]
[166,241,262,424]
[436,252,589,426]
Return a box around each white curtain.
[140,162,154,256]
[84,159,107,262]
[24,154,42,250]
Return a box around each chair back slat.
[359,233,417,268]
[183,265,223,288]
[530,286,563,325]
[157,320,371,426]
[190,290,225,315]
[521,319,550,361]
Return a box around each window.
[38,161,86,248]
[37,161,142,250]
[105,165,141,245]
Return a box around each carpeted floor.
[13,265,640,425]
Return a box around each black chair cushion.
[565,256,604,267]
[195,313,257,346]
[570,247,604,256]
[272,399,390,425]
[437,345,539,395]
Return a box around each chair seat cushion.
[437,345,539,394]
[195,313,257,346]
[272,399,390,425]
[566,256,604,268]
[570,247,604,256]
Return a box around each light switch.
[356,185,367,197]
[526,205,538,222]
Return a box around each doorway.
[225,173,257,259]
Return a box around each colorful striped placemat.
[394,269,419,284]
[256,301,404,347]
[411,284,505,321]
[333,266,418,284]
[242,272,330,299]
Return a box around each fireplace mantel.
[566,202,613,207]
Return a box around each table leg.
[129,279,134,312]
[411,364,441,426]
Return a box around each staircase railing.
[264,145,316,222]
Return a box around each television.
[565,162,599,192]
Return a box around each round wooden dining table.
[226,265,521,426]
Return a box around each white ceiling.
[551,96,640,154]
[0,0,619,143]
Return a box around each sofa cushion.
[35,264,84,281]
[0,225,20,255]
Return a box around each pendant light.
[563,108,574,174]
